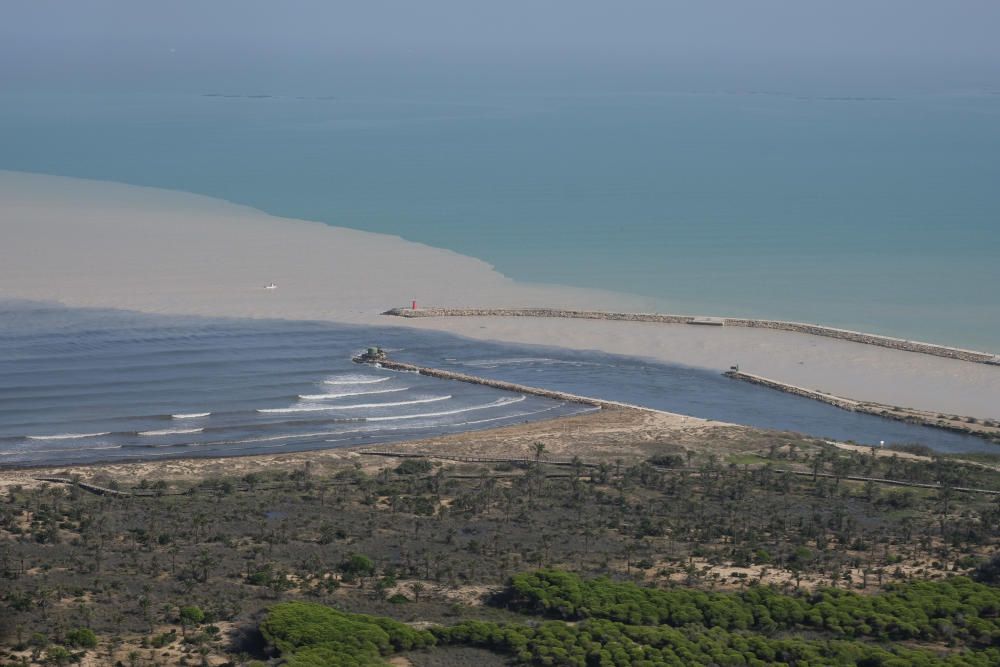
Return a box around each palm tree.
[195,548,216,583]
[533,441,546,464]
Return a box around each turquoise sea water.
[1,89,998,349]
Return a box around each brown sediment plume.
[383,307,1000,366]
[368,318,1000,443]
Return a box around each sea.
[0,300,992,467]
[1,87,998,465]
[0,88,998,350]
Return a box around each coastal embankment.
[384,308,1000,441]
[353,351,681,417]
[725,370,1000,443]
[384,307,1000,366]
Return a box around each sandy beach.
[2,170,998,419]
[0,406,722,490]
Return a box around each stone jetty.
[383,307,1000,366]
[352,352,676,416]
[725,371,1000,443]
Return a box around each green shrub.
[256,571,1000,667]
[44,646,74,665]
[260,601,435,665]
[150,630,177,648]
[64,627,97,649]
[504,569,1000,645]
[339,554,376,578]
[395,459,433,475]
[179,605,205,625]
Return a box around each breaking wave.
[365,396,525,421]
[444,403,567,428]
[138,427,204,436]
[322,376,390,386]
[27,432,110,441]
[297,387,408,400]
[371,402,567,432]
[172,412,211,419]
[6,444,122,455]
[257,395,451,414]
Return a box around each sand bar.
[2,170,998,419]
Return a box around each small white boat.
[264,283,277,290]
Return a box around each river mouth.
[0,300,994,468]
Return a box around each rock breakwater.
[352,354,678,416]
[383,307,1000,366]
[725,371,1000,443]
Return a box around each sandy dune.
[2,170,998,419]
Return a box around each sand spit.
[1,170,998,418]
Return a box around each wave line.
[323,376,390,385]
[138,427,204,436]
[257,395,450,414]
[298,387,407,400]
[365,396,525,422]
[27,432,110,441]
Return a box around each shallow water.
[405,349,995,454]
[0,302,590,466]
[0,301,993,467]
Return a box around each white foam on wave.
[372,402,563,432]
[13,444,123,455]
[27,432,110,441]
[365,395,525,422]
[298,387,408,400]
[323,376,391,386]
[445,403,564,428]
[138,427,204,436]
[197,430,344,446]
[172,412,211,419]
[257,395,451,414]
